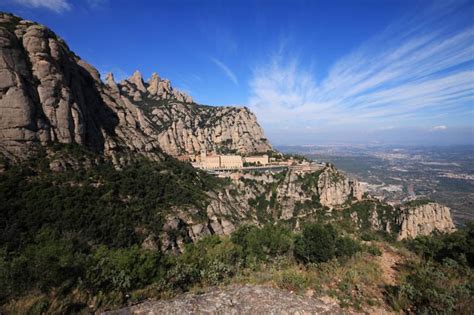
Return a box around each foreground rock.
[104,285,342,315]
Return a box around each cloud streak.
[431,125,448,131]
[12,0,71,12]
[211,58,238,85]
[248,1,474,133]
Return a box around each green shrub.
[335,237,362,258]
[366,245,382,256]
[27,298,50,315]
[386,259,474,314]
[231,224,292,262]
[360,231,379,241]
[0,229,86,296]
[165,262,200,292]
[294,223,337,263]
[406,223,474,267]
[85,245,165,293]
[179,236,242,285]
[276,270,308,292]
[295,223,362,264]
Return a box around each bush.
[386,259,474,314]
[366,245,382,256]
[276,270,308,292]
[180,236,242,285]
[294,223,362,264]
[0,229,86,297]
[335,237,362,258]
[85,245,165,293]
[231,224,292,262]
[406,223,474,267]
[294,223,337,263]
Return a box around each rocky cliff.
[397,201,456,240]
[0,13,271,162]
[317,164,364,208]
[155,166,366,253]
[114,71,272,156]
[0,13,166,163]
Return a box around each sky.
[1,0,473,146]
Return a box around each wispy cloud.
[12,0,71,12]
[211,58,238,85]
[248,1,474,131]
[431,125,448,131]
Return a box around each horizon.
[1,0,473,145]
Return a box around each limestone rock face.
[115,71,271,156]
[317,165,362,208]
[0,13,164,162]
[157,166,365,250]
[397,202,456,240]
[129,70,146,92]
[120,71,193,104]
[142,101,272,155]
[0,13,271,162]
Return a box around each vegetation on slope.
[386,224,474,314]
[0,146,226,311]
[0,148,472,313]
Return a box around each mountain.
[0,12,466,315]
[0,9,457,264]
[114,71,272,156]
[0,13,166,163]
[0,12,270,162]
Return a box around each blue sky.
[1,0,473,145]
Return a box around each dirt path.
[377,245,402,286]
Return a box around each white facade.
[244,155,269,166]
[193,154,243,169]
[220,155,243,169]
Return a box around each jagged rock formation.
[154,166,364,253]
[105,284,342,315]
[115,69,271,156]
[317,164,363,208]
[0,13,164,162]
[118,71,193,104]
[144,102,272,156]
[397,201,456,240]
[0,13,271,162]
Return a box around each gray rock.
[103,284,342,315]
[397,202,456,240]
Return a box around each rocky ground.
[104,285,343,315]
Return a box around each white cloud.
[431,125,448,131]
[248,1,474,132]
[211,58,238,85]
[13,0,71,12]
